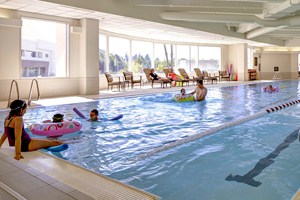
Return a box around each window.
[190,46,198,72]
[131,40,153,73]
[176,45,190,72]
[99,35,107,74]
[198,46,221,73]
[108,37,129,73]
[154,43,174,72]
[21,18,68,77]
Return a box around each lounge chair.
[219,70,230,81]
[178,68,201,85]
[162,68,189,87]
[123,71,142,89]
[202,70,218,84]
[104,72,125,91]
[194,68,204,80]
[143,68,171,88]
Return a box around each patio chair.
[143,68,171,88]
[104,72,124,91]
[178,68,201,85]
[162,68,189,87]
[194,68,204,80]
[219,70,230,81]
[202,70,218,84]
[123,71,142,89]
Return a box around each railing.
[7,80,20,108]
[28,79,40,106]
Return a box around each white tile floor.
[2,80,299,200]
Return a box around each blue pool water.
[1,80,300,200]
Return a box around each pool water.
[1,80,300,200]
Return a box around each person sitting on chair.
[149,68,171,82]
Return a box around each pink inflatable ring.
[29,120,82,137]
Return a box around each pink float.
[29,120,82,137]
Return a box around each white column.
[79,18,99,95]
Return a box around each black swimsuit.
[150,72,159,80]
[4,117,32,152]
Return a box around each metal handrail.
[28,79,40,106]
[7,80,20,108]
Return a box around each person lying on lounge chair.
[149,68,171,82]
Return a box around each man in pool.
[89,109,99,121]
[189,79,207,101]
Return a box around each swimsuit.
[150,72,159,80]
[4,117,32,152]
[168,72,177,81]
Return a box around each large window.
[99,35,107,74]
[21,18,68,77]
[108,37,129,73]
[190,46,198,72]
[131,41,153,73]
[176,45,190,71]
[198,47,221,73]
[154,43,174,72]
[99,34,223,75]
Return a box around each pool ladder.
[7,79,40,107]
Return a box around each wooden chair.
[202,70,218,84]
[194,68,204,80]
[219,70,230,81]
[143,68,171,88]
[162,68,189,87]
[104,72,124,91]
[123,71,142,89]
[178,68,201,85]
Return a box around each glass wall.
[108,36,129,73]
[99,34,221,75]
[176,45,190,71]
[198,46,220,73]
[190,46,198,72]
[131,40,153,73]
[154,43,174,73]
[99,35,107,74]
[21,18,68,77]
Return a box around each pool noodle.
[73,107,86,119]
[73,107,123,121]
[109,114,123,121]
[45,144,69,152]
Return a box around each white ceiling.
[1,0,300,47]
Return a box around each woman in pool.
[0,99,63,160]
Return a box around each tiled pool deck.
[1,80,299,200]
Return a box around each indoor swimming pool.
[1,80,300,200]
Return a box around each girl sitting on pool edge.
[0,99,63,160]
